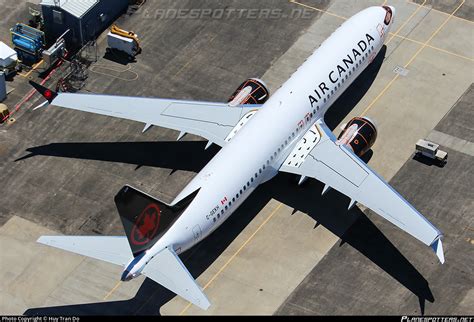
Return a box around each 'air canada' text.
[309,33,375,108]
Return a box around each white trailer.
[107,32,139,58]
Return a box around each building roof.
[0,42,17,67]
[40,0,99,18]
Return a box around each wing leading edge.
[280,119,444,263]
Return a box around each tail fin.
[114,185,199,257]
[29,80,58,104]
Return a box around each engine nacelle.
[336,117,377,157]
[227,78,270,107]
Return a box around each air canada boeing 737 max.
[31,6,444,310]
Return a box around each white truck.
[415,139,448,165]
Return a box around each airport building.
[40,0,129,49]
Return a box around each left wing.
[280,119,444,263]
[30,81,253,147]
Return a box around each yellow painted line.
[291,0,470,62]
[390,33,474,62]
[18,59,44,78]
[406,0,474,25]
[386,0,427,46]
[360,74,400,116]
[404,0,465,68]
[361,0,466,116]
[290,0,472,62]
[179,203,284,315]
[174,60,193,78]
[103,281,122,301]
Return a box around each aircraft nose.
[121,269,133,281]
[382,5,395,25]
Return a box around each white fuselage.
[126,6,395,277]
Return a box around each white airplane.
[31,6,444,310]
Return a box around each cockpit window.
[383,6,392,25]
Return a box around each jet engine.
[336,117,377,157]
[227,78,270,106]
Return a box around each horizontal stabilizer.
[142,247,210,310]
[37,236,133,267]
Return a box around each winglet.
[29,81,58,104]
[431,237,445,264]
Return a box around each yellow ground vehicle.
[107,24,141,58]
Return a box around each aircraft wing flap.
[280,120,444,262]
[309,139,369,186]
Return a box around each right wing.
[30,81,254,147]
[279,119,444,263]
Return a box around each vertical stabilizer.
[114,185,199,257]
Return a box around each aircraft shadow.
[24,172,433,315]
[269,173,434,315]
[16,141,221,173]
[22,44,432,315]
